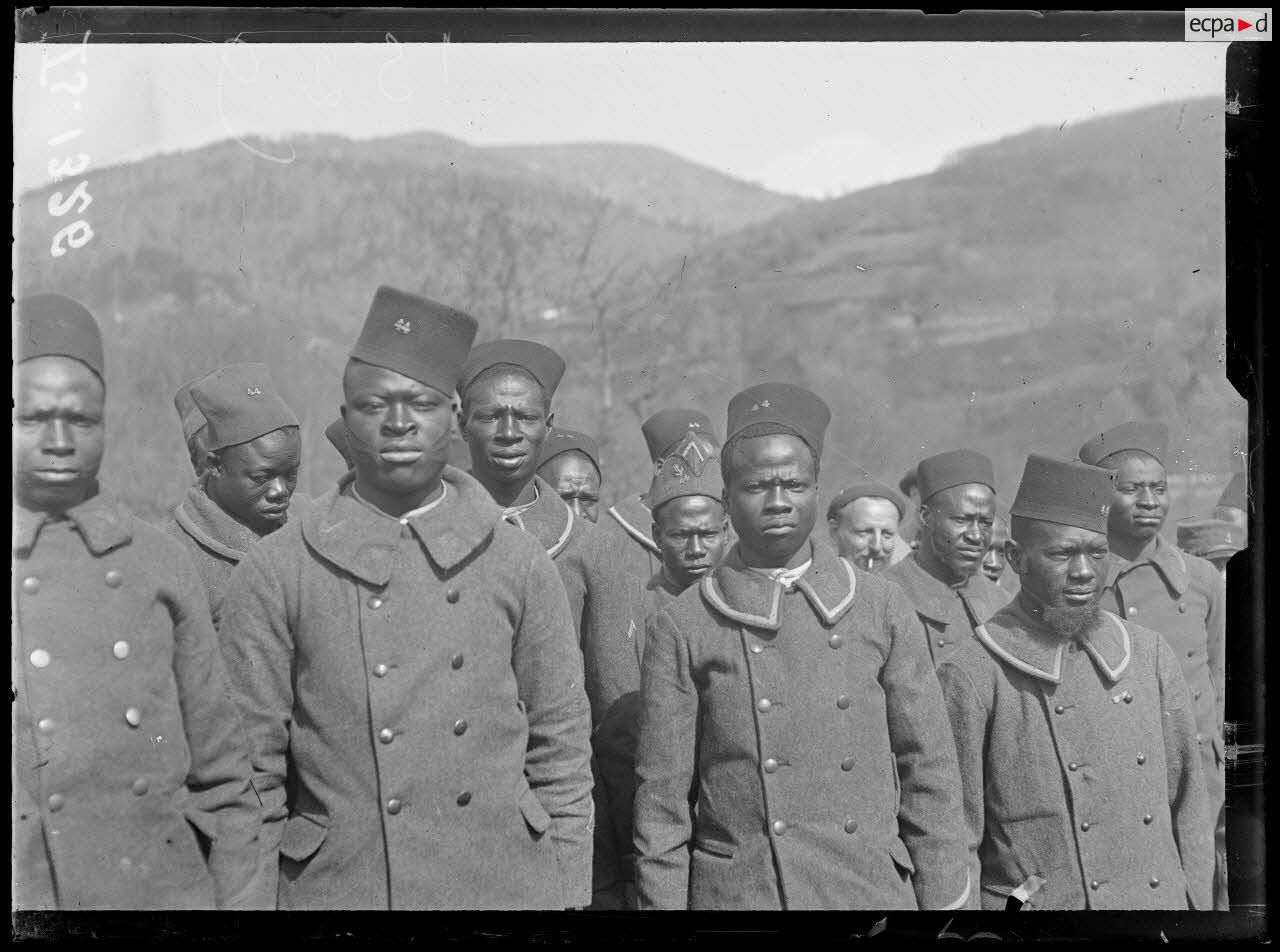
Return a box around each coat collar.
[647,569,685,599]
[700,536,857,631]
[301,466,500,585]
[505,475,575,558]
[887,554,1005,624]
[1106,533,1187,597]
[172,485,264,562]
[607,494,659,555]
[975,597,1132,685]
[13,493,133,557]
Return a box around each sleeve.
[880,584,976,910]
[1155,631,1215,910]
[580,527,644,728]
[632,608,698,910]
[936,659,989,909]
[512,545,597,909]
[216,542,298,909]
[166,542,265,910]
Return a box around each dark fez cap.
[538,427,601,472]
[190,363,299,452]
[350,286,479,397]
[726,383,831,459]
[174,377,209,442]
[916,449,996,504]
[1011,454,1115,535]
[325,418,352,465]
[459,339,566,398]
[827,481,908,522]
[1217,472,1247,511]
[1176,517,1244,561]
[645,445,723,514]
[1078,420,1169,467]
[16,293,104,381]
[642,408,718,463]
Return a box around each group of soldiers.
[14,286,1238,911]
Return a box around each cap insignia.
[749,399,771,412]
[247,387,262,396]
[393,318,412,334]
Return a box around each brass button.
[112,640,130,660]
[373,663,389,678]
[386,798,402,815]
[1068,762,1079,772]
[457,791,472,807]
[843,819,858,834]
[756,698,772,713]
[48,793,64,812]
[1137,753,1146,765]
[836,695,851,710]
[105,570,123,588]
[1123,692,1134,704]
[1143,814,1154,825]
[937,639,946,648]
[367,596,384,610]
[451,653,464,670]
[1178,603,1187,614]
[132,777,149,796]
[378,728,394,744]
[125,707,142,727]
[29,649,51,669]
[749,644,764,654]
[446,590,460,604]
[453,719,468,736]
[22,576,40,594]
[828,634,844,649]
[772,820,787,836]
[1081,821,1090,832]
[1149,877,1160,888]
[1054,705,1065,715]
[37,717,54,734]
[1090,880,1100,891]
[1127,607,1137,616]
[763,758,778,774]
[840,756,856,772]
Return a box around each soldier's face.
[724,434,818,568]
[652,495,729,590]
[1106,453,1168,544]
[15,356,105,515]
[1009,520,1109,638]
[205,426,301,535]
[460,372,552,490]
[829,496,899,572]
[982,519,1009,582]
[537,451,601,523]
[919,483,995,584]
[342,361,454,500]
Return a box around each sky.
[15,41,1227,199]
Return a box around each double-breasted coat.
[13,495,262,910]
[633,536,974,910]
[218,467,595,909]
[882,555,1010,667]
[937,599,1214,910]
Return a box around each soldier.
[458,339,638,729]
[162,364,303,629]
[882,450,1010,667]
[633,382,973,910]
[537,427,603,524]
[981,512,1009,584]
[13,293,262,910]
[173,377,211,479]
[826,481,906,573]
[938,454,1213,910]
[218,287,594,909]
[897,467,921,551]
[1079,420,1228,909]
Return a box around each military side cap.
[646,447,724,514]
[1217,472,1247,511]
[190,363,300,452]
[1176,517,1245,561]
[641,408,717,463]
[538,427,601,472]
[174,377,209,442]
[917,449,996,503]
[827,481,908,522]
[726,382,831,458]
[1011,454,1115,535]
[16,293,104,381]
[325,418,352,465]
[1078,420,1169,467]
[459,339,566,398]
[351,286,479,397]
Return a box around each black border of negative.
[10,7,1271,945]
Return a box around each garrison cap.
[538,428,601,473]
[174,377,209,443]
[16,293,105,382]
[645,444,723,514]
[460,339,566,399]
[1078,420,1169,467]
[1217,472,1247,511]
[350,286,479,397]
[827,481,908,523]
[1176,516,1245,561]
[898,468,919,496]
[325,418,353,467]
[916,449,996,504]
[190,363,299,452]
[642,409,717,463]
[1011,454,1115,535]
[726,382,831,459]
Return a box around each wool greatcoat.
[218,466,595,909]
[882,555,1011,667]
[937,599,1214,910]
[634,536,974,910]
[12,495,262,910]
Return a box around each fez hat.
[1176,516,1244,561]
[174,377,209,443]
[538,428,601,474]
[16,293,105,382]
[1078,420,1169,467]
[916,449,996,504]
[725,382,831,459]
[459,339,566,399]
[190,363,300,452]
[325,418,353,466]
[641,409,718,463]
[1217,472,1247,511]
[350,286,479,397]
[1010,454,1115,535]
[645,444,724,514]
[827,481,908,523]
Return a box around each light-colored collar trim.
[348,480,447,523]
[976,610,1131,685]
[701,573,784,630]
[794,556,858,625]
[607,499,660,555]
[746,558,813,589]
[544,497,575,559]
[173,500,245,562]
[500,481,540,522]
[1081,612,1131,683]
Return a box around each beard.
[1041,602,1102,643]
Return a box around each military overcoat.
[882,555,1010,666]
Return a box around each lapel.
[700,536,857,631]
[509,475,575,558]
[173,485,262,562]
[607,494,659,555]
[976,599,1132,685]
[1106,534,1188,597]
[889,555,964,624]
[14,494,133,557]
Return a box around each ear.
[1005,539,1028,577]
[204,450,224,479]
[545,409,556,430]
[339,403,348,424]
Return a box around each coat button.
[1178,603,1187,614]
[828,634,844,649]
[37,717,54,734]
[749,644,764,654]
[113,640,130,660]
[1090,880,1100,891]
[451,653,464,670]
[105,570,123,588]
[1080,821,1090,832]
[29,649,51,669]
[756,698,772,713]
[937,639,946,648]
[132,777,149,796]
[125,707,142,727]
[1055,705,1065,715]
[378,728,394,744]
[836,695,851,710]
[763,758,778,774]
[1127,606,1137,616]
[367,596,384,610]
[843,819,858,834]
[22,576,40,594]
[446,590,460,604]
[1195,732,1203,744]
[1123,692,1133,703]
[1193,690,1202,701]
[1143,814,1154,825]
[453,719,468,736]
[1149,877,1160,888]
[1187,649,1195,659]
[48,793,64,812]
[373,663,389,678]
[386,798,402,815]
[1137,753,1146,765]
[457,791,472,807]
[1068,762,1079,771]
[840,756,856,772]
[772,820,787,836]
